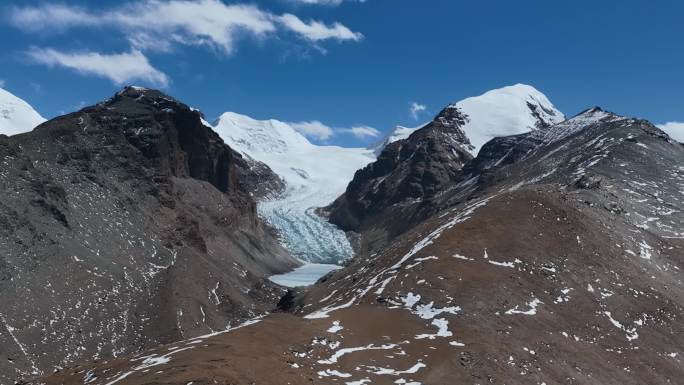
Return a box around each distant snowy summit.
[372,84,564,155]
[0,87,45,136]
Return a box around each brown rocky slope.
[0,87,297,383]
[37,107,684,385]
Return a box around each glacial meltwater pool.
[268,263,343,287]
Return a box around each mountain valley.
[0,85,682,385]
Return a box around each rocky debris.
[0,87,298,383]
[36,104,684,385]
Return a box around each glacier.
[212,112,375,264]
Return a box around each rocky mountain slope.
[327,104,475,246]
[327,84,564,250]
[0,87,46,136]
[38,105,684,384]
[0,87,298,383]
[213,112,375,263]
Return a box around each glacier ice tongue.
[212,112,375,264]
[259,201,354,264]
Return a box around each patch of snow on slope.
[212,112,375,263]
[0,88,46,136]
[317,344,399,365]
[535,107,629,145]
[505,297,543,315]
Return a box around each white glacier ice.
[0,87,46,136]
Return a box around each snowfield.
[0,87,45,136]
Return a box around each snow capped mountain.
[455,84,564,153]
[369,124,424,156]
[0,87,45,136]
[213,85,562,264]
[212,112,375,263]
[373,84,564,155]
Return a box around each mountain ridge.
[0,86,298,382]
[37,102,684,385]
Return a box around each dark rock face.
[328,105,474,236]
[0,87,297,382]
[109,87,239,193]
[233,153,287,200]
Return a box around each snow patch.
[505,297,543,315]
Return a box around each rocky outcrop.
[0,87,297,382]
[327,105,474,239]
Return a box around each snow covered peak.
[369,124,425,156]
[0,88,46,136]
[452,84,564,154]
[372,84,564,156]
[213,111,312,155]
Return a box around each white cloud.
[657,122,684,143]
[341,125,380,138]
[10,0,362,55]
[26,48,169,87]
[290,0,367,5]
[288,121,378,141]
[410,102,427,120]
[289,120,335,140]
[8,4,99,32]
[277,14,362,42]
[0,79,5,88]
[29,82,43,95]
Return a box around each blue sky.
[1,0,683,146]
